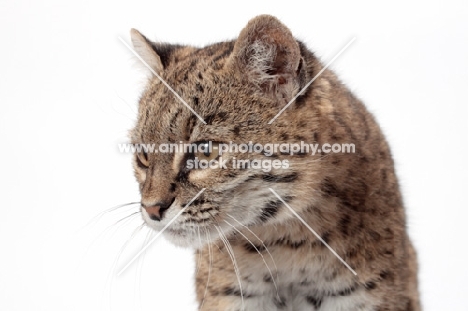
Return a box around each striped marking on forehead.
[138,41,237,143]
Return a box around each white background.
[1,0,467,310]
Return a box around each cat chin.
[163,228,206,249]
[163,231,205,249]
[163,225,236,249]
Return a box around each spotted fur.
[129,15,420,311]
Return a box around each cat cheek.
[188,169,213,184]
[133,166,147,184]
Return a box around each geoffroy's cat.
[128,15,420,311]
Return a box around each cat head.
[129,15,319,247]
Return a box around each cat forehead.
[157,41,235,76]
[135,91,267,144]
[135,47,272,139]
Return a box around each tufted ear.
[130,29,164,74]
[229,15,304,99]
[130,29,184,76]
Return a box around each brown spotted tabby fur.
[128,15,420,311]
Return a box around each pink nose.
[144,205,164,221]
[142,199,174,221]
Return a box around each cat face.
[129,15,319,247]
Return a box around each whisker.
[215,225,245,311]
[226,213,279,283]
[199,227,213,311]
[101,211,141,244]
[223,219,279,299]
[115,211,140,225]
[83,201,141,230]
[102,222,145,311]
[195,225,203,276]
[78,210,141,278]
[136,227,153,310]
[203,210,223,253]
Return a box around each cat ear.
[230,15,304,98]
[130,28,164,74]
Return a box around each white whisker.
[195,226,203,276]
[103,211,141,243]
[223,219,280,299]
[135,227,153,310]
[215,225,245,311]
[199,227,212,311]
[226,213,279,282]
[79,210,141,278]
[83,201,140,230]
[102,222,145,311]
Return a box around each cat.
[127,15,420,311]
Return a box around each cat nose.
[142,198,174,221]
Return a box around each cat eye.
[194,141,221,162]
[135,150,149,169]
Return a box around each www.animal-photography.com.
[1,1,467,310]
